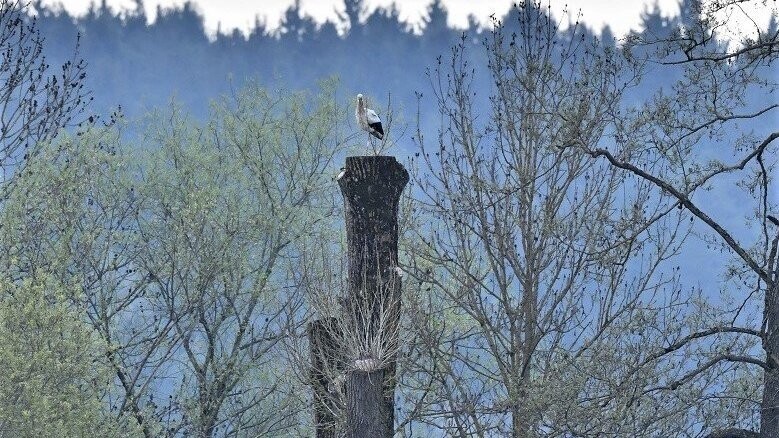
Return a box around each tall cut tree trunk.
[705,428,760,438]
[346,369,392,438]
[309,317,345,438]
[761,232,779,437]
[337,156,409,438]
[762,279,779,436]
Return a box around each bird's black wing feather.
[369,122,383,139]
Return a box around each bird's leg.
[367,133,374,154]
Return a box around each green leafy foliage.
[0,274,135,437]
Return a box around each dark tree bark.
[760,280,779,437]
[761,241,779,437]
[346,369,392,438]
[705,428,760,438]
[762,339,779,436]
[337,156,409,438]
[309,317,345,438]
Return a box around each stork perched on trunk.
[355,94,384,148]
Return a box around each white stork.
[355,94,384,145]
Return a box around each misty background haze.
[33,0,776,292]
[34,0,692,117]
[6,1,776,435]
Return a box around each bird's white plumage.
[355,95,367,129]
[355,93,383,141]
[366,108,381,125]
[355,107,366,129]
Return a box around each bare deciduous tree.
[396,2,761,436]
[0,0,89,192]
[562,0,777,435]
[129,82,347,437]
[2,81,348,437]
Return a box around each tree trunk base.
[345,368,392,438]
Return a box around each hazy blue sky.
[43,0,685,36]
